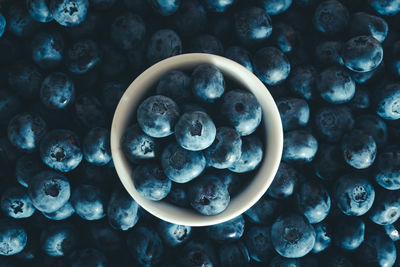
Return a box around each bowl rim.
[111,53,283,227]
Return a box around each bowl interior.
[111,53,283,227]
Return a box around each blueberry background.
[0,0,400,266]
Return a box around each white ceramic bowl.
[111,53,283,227]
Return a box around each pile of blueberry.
[0,0,400,266]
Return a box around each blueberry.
[69,248,108,267]
[270,23,299,53]
[133,163,171,201]
[348,12,388,43]
[229,135,263,173]
[271,213,316,258]
[333,216,365,250]
[71,184,107,220]
[40,129,83,172]
[219,242,250,267]
[201,0,235,12]
[375,145,400,190]
[127,226,164,266]
[317,66,356,104]
[314,41,344,66]
[1,187,35,219]
[171,0,207,37]
[191,64,225,103]
[312,221,331,253]
[122,124,161,163]
[8,61,43,99]
[156,70,191,103]
[288,65,317,100]
[204,215,245,242]
[384,223,400,242]
[296,180,331,224]
[157,221,191,246]
[341,129,376,169]
[369,189,400,225]
[15,154,43,188]
[146,29,182,65]
[74,95,107,129]
[369,0,400,16]
[349,88,370,109]
[90,0,116,9]
[188,174,230,215]
[31,32,64,70]
[267,162,300,199]
[42,201,75,221]
[175,111,216,151]
[0,90,21,127]
[50,0,89,27]
[221,90,262,136]
[40,223,78,257]
[178,240,218,267]
[0,219,27,256]
[254,47,291,85]
[88,222,122,253]
[148,0,180,16]
[188,34,224,55]
[101,81,126,112]
[234,7,272,44]
[8,113,47,152]
[313,105,354,143]
[244,225,274,262]
[356,231,396,267]
[167,182,188,207]
[245,195,281,224]
[257,0,292,15]
[283,130,318,164]
[161,143,206,183]
[66,40,102,74]
[277,97,309,131]
[110,13,146,50]
[40,72,75,110]
[375,83,400,120]
[83,128,111,166]
[389,41,400,78]
[0,13,6,38]
[334,173,375,216]
[313,144,347,181]
[354,115,387,145]
[216,170,241,196]
[107,186,139,231]
[28,170,70,213]
[7,4,39,38]
[313,0,349,35]
[225,46,253,72]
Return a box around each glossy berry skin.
[127,226,164,266]
[267,162,300,199]
[254,47,290,86]
[217,169,241,196]
[202,0,235,12]
[277,98,309,131]
[342,36,383,73]
[369,0,400,16]
[271,213,316,258]
[71,184,106,221]
[282,130,318,164]
[107,186,139,231]
[28,170,70,213]
[110,13,146,50]
[225,46,253,72]
[157,221,191,246]
[375,83,400,120]
[188,174,230,215]
[333,216,365,250]
[313,0,349,35]
[258,0,292,15]
[0,219,27,256]
[15,154,43,188]
[356,231,396,267]
[313,144,347,182]
[122,124,160,163]
[148,0,180,15]
[40,129,83,172]
[69,248,108,267]
[83,128,111,166]
[7,4,39,38]
[31,32,64,69]
[133,163,171,201]
[244,225,274,262]
[288,65,317,100]
[40,72,75,109]
[312,221,331,254]
[191,64,225,103]
[42,201,75,221]
[40,223,78,257]
[375,146,400,190]
[137,95,180,138]
[229,135,263,173]
[8,113,47,152]
[296,180,331,224]
[171,0,207,37]
[66,40,102,74]
[334,173,375,216]
[317,67,356,104]
[146,29,182,65]
[1,187,35,219]
[161,143,206,183]
[204,127,241,169]
[234,7,272,44]
[354,115,387,146]
[219,242,250,267]
[205,215,245,242]
[220,90,262,136]
[156,70,191,103]
[50,0,89,27]
[369,190,400,225]
[245,195,281,224]
[348,12,388,43]
[8,61,43,99]
[341,130,376,169]
[175,111,216,151]
[315,41,344,67]
[178,240,218,267]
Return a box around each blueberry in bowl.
[111,53,283,226]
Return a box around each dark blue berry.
[148,0,180,15]
[133,163,171,201]
[219,242,250,267]
[254,47,291,86]
[312,221,331,253]
[178,240,218,267]
[40,72,75,110]
[288,65,317,100]
[313,0,349,35]
[26,0,52,22]
[204,215,245,242]
[348,12,388,43]
[314,41,344,66]
[7,4,39,38]
[146,29,182,65]
[0,219,27,256]
[74,95,107,129]
[191,64,225,103]
[375,145,400,190]
[341,129,376,169]
[71,184,107,220]
[369,189,400,225]
[42,201,75,221]
[31,32,64,69]
[356,231,396,267]
[271,23,299,54]
[107,186,139,231]
[283,130,318,164]
[216,170,241,196]
[375,82,400,120]
[225,46,253,72]
[277,97,309,131]
[50,0,89,27]
[245,195,281,224]
[40,223,78,257]
[157,221,191,246]
[354,114,387,145]
[1,187,35,219]
[110,13,146,50]
[15,154,43,188]
[349,88,370,109]
[171,0,207,37]
[267,162,300,199]
[201,0,235,12]
[244,225,274,262]
[187,34,224,55]
[83,128,111,166]
[229,135,263,173]
[234,7,272,44]
[258,0,292,15]
[101,81,125,112]
[0,13,5,38]
[167,183,188,207]
[333,216,365,250]
[88,222,122,253]
[156,70,191,103]
[8,61,43,98]
[389,40,400,77]
[66,40,102,74]
[313,144,347,181]
[369,0,400,16]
